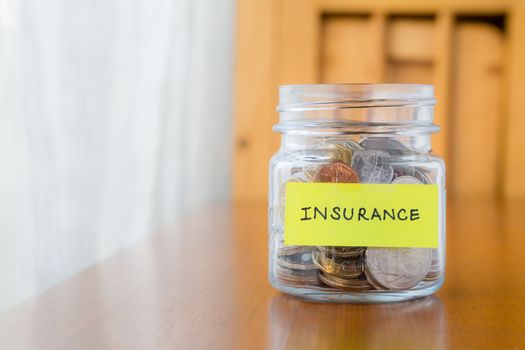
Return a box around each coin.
[365,248,432,290]
[343,139,363,151]
[360,137,411,155]
[279,177,305,223]
[392,175,423,184]
[364,269,387,290]
[314,162,359,183]
[424,249,441,281]
[414,168,432,184]
[312,248,363,278]
[278,246,312,257]
[318,246,365,258]
[351,150,393,184]
[291,166,318,182]
[333,145,353,165]
[318,272,374,290]
[393,166,432,184]
[423,271,441,281]
[277,251,316,270]
[276,266,319,285]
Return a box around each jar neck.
[280,134,433,153]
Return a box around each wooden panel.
[279,0,320,84]
[321,14,385,83]
[233,0,281,201]
[386,62,433,83]
[433,12,453,170]
[388,17,435,62]
[450,20,504,196]
[386,17,434,84]
[505,3,525,197]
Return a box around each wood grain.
[505,2,525,197]
[233,0,281,201]
[0,199,524,349]
[433,11,453,167]
[450,21,504,196]
[321,14,384,83]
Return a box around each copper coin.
[315,162,359,183]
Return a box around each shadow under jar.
[268,84,446,303]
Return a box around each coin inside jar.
[314,162,359,183]
[351,150,393,184]
[277,246,312,257]
[312,248,363,278]
[319,246,365,258]
[365,248,432,290]
[318,271,374,290]
[360,137,411,155]
[392,165,432,184]
[277,250,316,270]
[276,266,319,286]
[392,175,423,185]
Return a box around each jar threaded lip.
[276,83,438,134]
[278,83,436,111]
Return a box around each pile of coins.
[274,137,442,292]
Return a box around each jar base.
[270,276,444,303]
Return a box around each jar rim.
[275,84,438,135]
[278,83,436,112]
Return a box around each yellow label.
[284,182,439,248]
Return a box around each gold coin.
[318,272,373,290]
[312,248,363,278]
[318,246,365,258]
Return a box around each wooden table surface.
[1,198,525,349]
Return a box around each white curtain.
[0,0,234,311]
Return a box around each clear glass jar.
[268,84,446,303]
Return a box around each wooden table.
[1,199,524,349]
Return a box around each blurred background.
[1,0,524,311]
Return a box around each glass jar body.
[268,133,446,303]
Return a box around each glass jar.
[268,84,445,302]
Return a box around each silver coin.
[360,138,411,155]
[365,248,432,290]
[277,246,312,257]
[364,269,387,290]
[276,266,319,285]
[279,177,305,223]
[351,150,394,184]
[277,251,316,270]
[392,165,432,184]
[414,168,432,184]
[392,175,423,184]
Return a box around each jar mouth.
[275,84,438,134]
[278,83,436,112]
